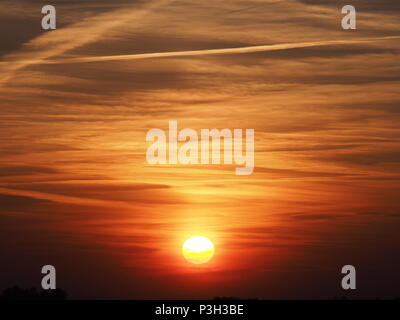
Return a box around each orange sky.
[0,0,400,299]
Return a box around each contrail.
[0,0,172,87]
[44,36,400,64]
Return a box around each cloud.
[251,166,353,178]
[5,182,176,202]
[0,193,51,210]
[296,0,400,12]
[42,36,400,64]
[358,211,400,218]
[0,166,59,177]
[322,151,400,165]
[288,213,343,220]
[0,0,400,299]
[0,0,169,86]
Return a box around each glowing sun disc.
[182,236,215,264]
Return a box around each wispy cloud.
[1,0,400,299]
[41,36,400,64]
[0,0,171,86]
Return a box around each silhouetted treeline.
[213,296,259,300]
[0,286,66,300]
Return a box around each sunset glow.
[0,0,399,300]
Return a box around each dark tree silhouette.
[0,286,67,300]
[213,296,241,300]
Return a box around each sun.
[182,236,215,264]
